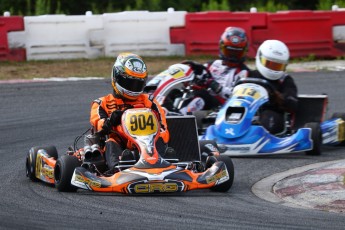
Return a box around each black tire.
[26,145,58,182]
[54,155,80,192]
[209,155,234,192]
[304,122,322,156]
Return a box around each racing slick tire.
[26,145,58,182]
[54,155,80,192]
[207,155,234,192]
[304,122,322,156]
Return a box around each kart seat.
[293,94,328,129]
[166,115,201,162]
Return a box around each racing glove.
[101,110,124,134]
[109,110,123,125]
[206,79,222,94]
[181,60,205,75]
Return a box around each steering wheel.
[235,78,276,92]
[180,60,212,82]
[234,78,278,103]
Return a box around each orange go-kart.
[26,108,234,194]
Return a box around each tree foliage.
[0,0,343,16]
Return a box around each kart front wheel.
[304,122,322,156]
[26,145,58,182]
[208,155,234,192]
[54,155,80,192]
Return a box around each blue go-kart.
[200,78,345,156]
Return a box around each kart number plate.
[169,68,185,79]
[124,110,158,136]
[233,86,261,99]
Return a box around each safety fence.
[1,8,345,61]
[0,16,25,61]
[171,10,345,58]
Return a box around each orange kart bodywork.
[33,149,56,184]
[29,147,231,194]
[26,108,234,194]
[71,160,230,194]
[28,147,81,185]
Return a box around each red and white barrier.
[2,8,345,61]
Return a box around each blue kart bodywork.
[201,79,345,156]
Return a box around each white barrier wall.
[102,10,186,57]
[24,14,104,60]
[13,9,186,60]
[6,8,345,60]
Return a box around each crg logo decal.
[128,181,184,193]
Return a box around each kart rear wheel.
[54,155,80,192]
[208,155,234,192]
[26,146,58,182]
[304,122,322,156]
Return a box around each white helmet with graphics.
[256,40,289,81]
[111,53,148,100]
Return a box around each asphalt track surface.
[1,71,345,229]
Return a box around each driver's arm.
[280,76,298,112]
[90,99,108,132]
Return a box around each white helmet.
[255,40,289,80]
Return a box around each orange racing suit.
[90,93,169,151]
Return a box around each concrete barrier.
[0,15,25,61]
[24,14,104,60]
[3,8,345,61]
[102,10,186,57]
[170,11,266,57]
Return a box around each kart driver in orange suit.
[90,53,170,173]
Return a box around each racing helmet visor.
[220,44,245,61]
[115,71,147,93]
[259,55,287,71]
